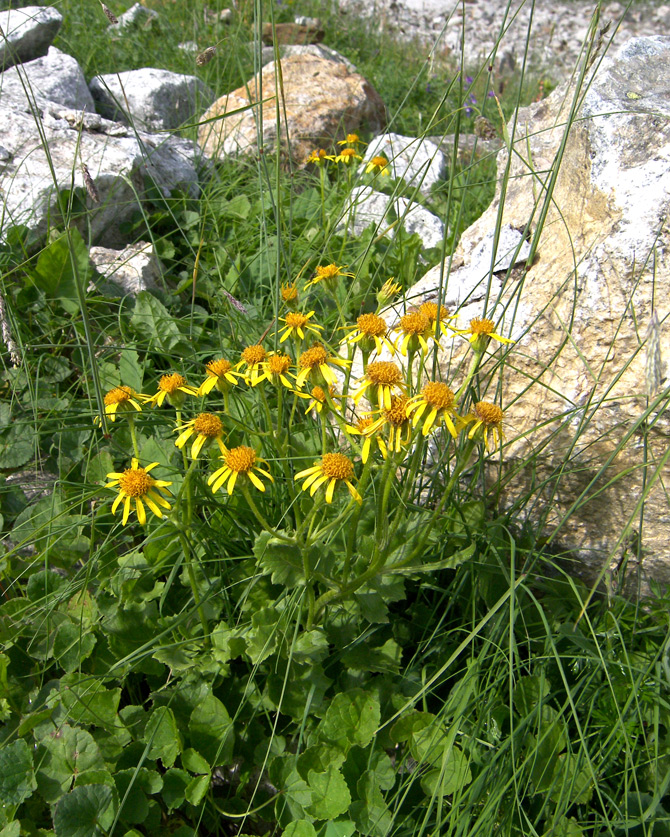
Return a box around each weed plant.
[1,0,669,836]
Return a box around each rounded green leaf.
[319,689,381,752]
[283,822,318,837]
[53,784,117,837]
[0,739,36,806]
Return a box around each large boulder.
[361,133,446,196]
[0,47,94,111]
[408,35,670,593]
[90,68,214,132]
[198,54,385,165]
[0,5,61,69]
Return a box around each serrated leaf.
[11,493,62,552]
[0,738,36,806]
[53,622,97,673]
[36,725,106,804]
[145,706,181,768]
[319,689,381,752]
[189,693,234,766]
[119,349,144,393]
[254,531,304,587]
[350,770,393,837]
[59,676,121,732]
[306,766,351,821]
[86,451,115,485]
[53,783,116,837]
[130,292,185,354]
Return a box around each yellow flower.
[334,147,362,165]
[305,263,355,290]
[337,133,363,147]
[365,155,390,176]
[199,358,241,396]
[145,373,198,407]
[393,311,432,356]
[252,353,295,389]
[419,301,454,339]
[281,282,299,307]
[295,343,350,389]
[106,458,172,525]
[352,360,405,410]
[236,344,268,385]
[295,384,341,415]
[364,394,412,457]
[96,385,142,424]
[457,317,514,351]
[175,412,226,459]
[345,415,387,463]
[377,278,401,307]
[465,401,505,451]
[306,148,329,166]
[341,313,394,356]
[208,445,273,495]
[295,452,362,504]
[278,310,324,343]
[406,381,459,437]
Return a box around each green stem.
[455,347,485,404]
[127,418,140,459]
[240,482,292,540]
[178,531,209,644]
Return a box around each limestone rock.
[0,5,62,69]
[361,133,446,196]
[90,68,214,132]
[261,22,324,45]
[0,47,95,111]
[0,100,203,246]
[260,44,356,73]
[410,35,670,593]
[198,54,385,164]
[109,2,158,30]
[340,185,444,250]
[90,241,162,295]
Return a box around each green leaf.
[130,292,186,354]
[115,768,162,825]
[306,766,351,821]
[53,784,117,837]
[318,822,356,837]
[161,768,190,812]
[319,689,381,753]
[59,675,121,732]
[35,725,106,804]
[293,630,329,664]
[254,532,304,588]
[189,693,234,766]
[119,349,144,393]
[514,675,549,717]
[284,823,318,837]
[350,770,393,837]
[86,451,115,485]
[0,739,36,806]
[0,823,20,837]
[30,229,89,311]
[11,493,62,552]
[144,706,181,768]
[341,638,401,673]
[53,622,97,673]
[420,746,472,797]
[225,194,251,220]
[185,773,210,805]
[0,422,34,468]
[182,748,209,774]
[244,607,281,664]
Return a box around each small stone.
[0,5,62,69]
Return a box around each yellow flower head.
[306,148,329,166]
[105,458,172,525]
[146,373,198,408]
[365,155,390,176]
[96,385,142,424]
[305,263,355,290]
[236,344,268,384]
[364,394,412,457]
[278,310,324,344]
[419,301,454,338]
[295,343,350,389]
[466,401,505,451]
[458,317,514,351]
[337,133,363,147]
[341,313,394,356]
[377,278,401,307]
[295,452,362,505]
[253,352,295,389]
[334,147,362,165]
[345,414,387,463]
[281,282,299,308]
[175,412,226,459]
[208,445,273,495]
[353,360,405,410]
[199,358,241,396]
[295,384,341,416]
[406,381,459,437]
[393,311,432,356]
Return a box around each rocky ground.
[334,0,670,83]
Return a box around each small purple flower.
[488,90,496,98]
[465,75,474,84]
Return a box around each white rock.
[362,132,446,196]
[259,43,357,72]
[0,47,95,112]
[90,241,162,295]
[341,185,444,249]
[90,68,214,132]
[109,2,158,30]
[0,5,62,69]
[177,41,198,53]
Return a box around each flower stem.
[178,530,210,644]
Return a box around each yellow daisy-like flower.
[393,311,432,356]
[419,301,454,339]
[175,412,226,459]
[96,385,142,424]
[458,317,514,351]
[345,415,387,463]
[252,353,295,389]
[278,311,324,344]
[236,344,267,384]
[352,360,405,410]
[364,394,412,457]
[341,313,394,356]
[334,147,362,165]
[337,133,363,147]
[198,358,241,396]
[281,282,299,307]
[145,373,198,408]
[365,155,390,176]
[295,384,341,415]
[465,401,505,451]
[306,148,329,166]
[105,458,172,525]
[295,343,350,389]
[305,263,355,290]
[377,277,402,307]
[208,445,273,495]
[406,381,459,437]
[295,452,362,505]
